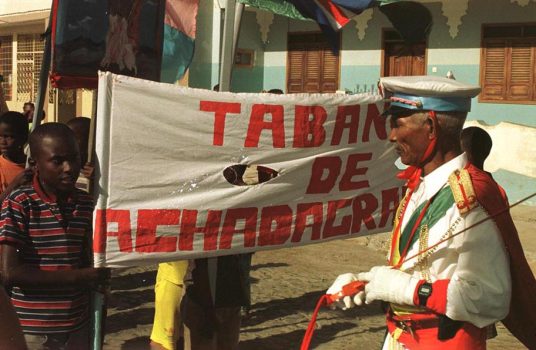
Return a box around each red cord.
[300,295,330,350]
[301,281,366,350]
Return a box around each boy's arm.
[0,284,26,350]
[0,192,109,289]
[0,244,110,288]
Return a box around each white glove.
[358,266,419,305]
[326,273,365,310]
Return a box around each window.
[382,29,426,77]
[234,49,254,68]
[287,33,340,93]
[16,34,45,103]
[0,36,13,101]
[481,24,536,103]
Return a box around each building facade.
[0,0,93,122]
[1,0,534,204]
[188,0,536,204]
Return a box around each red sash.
[467,164,536,348]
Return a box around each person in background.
[460,126,492,173]
[22,103,34,124]
[150,261,189,350]
[66,117,94,191]
[0,112,32,202]
[179,82,251,350]
[0,123,110,350]
[460,126,508,203]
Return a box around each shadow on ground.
[239,321,358,350]
[111,270,157,291]
[106,306,155,334]
[243,290,384,328]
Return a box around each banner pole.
[89,88,105,350]
[232,3,245,64]
[31,20,52,134]
[218,0,236,92]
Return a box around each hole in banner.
[223,164,279,186]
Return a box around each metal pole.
[232,3,245,63]
[218,0,237,92]
[31,23,52,133]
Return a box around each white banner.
[93,72,403,267]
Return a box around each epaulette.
[448,168,479,214]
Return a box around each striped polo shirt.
[0,176,93,334]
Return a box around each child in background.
[0,111,31,201]
[150,261,189,350]
[66,117,94,191]
[0,123,110,350]
[461,126,507,202]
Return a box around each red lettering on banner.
[293,105,327,147]
[306,156,342,194]
[136,210,180,253]
[199,101,241,146]
[292,202,324,242]
[331,105,360,145]
[258,205,293,246]
[379,187,402,228]
[219,208,258,249]
[323,199,352,238]
[351,193,378,233]
[245,104,285,148]
[179,210,222,251]
[339,153,372,191]
[94,209,133,253]
[362,103,387,142]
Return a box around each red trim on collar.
[32,174,57,203]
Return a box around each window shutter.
[321,49,339,92]
[481,24,536,103]
[287,33,340,93]
[507,40,534,100]
[0,35,13,101]
[287,48,304,93]
[482,39,507,100]
[304,50,321,92]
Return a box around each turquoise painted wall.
[231,11,265,92]
[189,0,215,89]
[191,1,536,123]
[254,0,536,125]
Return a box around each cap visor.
[380,105,414,118]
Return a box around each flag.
[160,0,199,83]
[379,1,432,44]
[283,0,375,51]
[237,0,307,20]
[313,0,376,29]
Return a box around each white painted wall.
[464,120,536,178]
[0,1,50,17]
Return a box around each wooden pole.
[89,88,105,350]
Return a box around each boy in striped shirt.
[0,123,109,350]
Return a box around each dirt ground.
[103,205,534,350]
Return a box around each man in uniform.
[327,75,536,349]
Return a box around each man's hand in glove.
[358,266,419,305]
[326,273,366,310]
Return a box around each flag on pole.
[237,0,307,20]
[160,0,199,83]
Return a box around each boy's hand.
[79,267,111,288]
[11,168,34,188]
[80,163,94,180]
